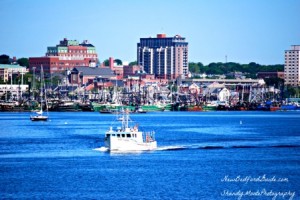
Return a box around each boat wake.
[156,146,188,151]
[156,145,224,151]
[93,147,109,152]
[156,144,300,151]
[94,144,300,153]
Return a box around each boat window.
[121,134,125,138]
[112,134,116,136]
[126,134,131,138]
[117,134,120,137]
[106,134,110,137]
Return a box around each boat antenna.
[122,109,130,130]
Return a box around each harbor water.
[0,111,299,199]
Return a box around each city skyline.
[0,0,299,65]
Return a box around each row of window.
[48,50,96,54]
[57,54,96,57]
[31,62,86,65]
[106,133,137,138]
[51,67,64,71]
[286,64,300,66]
[285,54,298,57]
[285,57,299,59]
[285,72,299,74]
[286,51,299,54]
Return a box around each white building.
[284,45,300,86]
[0,84,28,100]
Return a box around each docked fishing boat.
[202,102,218,111]
[132,106,147,114]
[140,104,165,112]
[188,105,203,111]
[280,103,299,111]
[99,108,119,114]
[91,102,108,112]
[0,101,16,111]
[104,110,157,151]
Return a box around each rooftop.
[0,64,26,69]
[72,66,115,78]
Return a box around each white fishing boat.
[104,109,157,151]
[30,66,48,121]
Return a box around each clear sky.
[0,0,299,65]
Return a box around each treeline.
[0,54,29,67]
[189,62,284,78]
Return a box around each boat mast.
[122,109,129,130]
[39,65,43,113]
[42,66,49,115]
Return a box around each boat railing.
[143,131,155,143]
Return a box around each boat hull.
[91,102,108,112]
[280,105,298,111]
[202,105,217,111]
[188,105,203,111]
[30,116,48,121]
[106,137,157,151]
[94,103,166,112]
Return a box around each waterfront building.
[29,38,98,74]
[0,84,28,100]
[0,64,27,82]
[123,65,142,78]
[181,78,265,86]
[257,71,284,79]
[137,34,188,79]
[103,57,124,79]
[70,66,115,85]
[284,45,300,86]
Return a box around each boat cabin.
[105,125,155,143]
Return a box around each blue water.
[0,111,299,199]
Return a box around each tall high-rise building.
[137,34,188,79]
[29,38,98,74]
[284,45,300,86]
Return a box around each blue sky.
[0,0,299,65]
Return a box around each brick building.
[123,65,142,78]
[29,38,98,74]
[257,71,284,79]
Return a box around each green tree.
[17,58,29,67]
[188,62,199,73]
[284,85,300,98]
[103,59,109,66]
[103,59,123,66]
[129,61,137,66]
[188,61,284,78]
[0,54,10,64]
[23,73,33,84]
[264,77,284,88]
[114,59,122,65]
